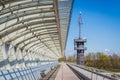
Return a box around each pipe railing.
[0,62,58,80]
[68,63,118,80]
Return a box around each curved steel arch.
[15,32,58,47]
[0,1,53,16]
[0,19,56,38]
[28,43,60,52]
[32,45,60,57]
[30,42,60,51]
[7,26,57,42]
[15,35,58,46]
[21,38,59,49]
[0,12,55,27]
[0,8,54,24]
[27,42,60,57]
[0,0,74,59]
[25,35,58,50]
[26,39,58,50]
[0,14,55,32]
[26,41,59,57]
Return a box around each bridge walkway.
[55,63,79,80]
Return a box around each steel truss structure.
[0,0,73,70]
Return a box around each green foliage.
[58,57,66,62]
[85,52,120,71]
[58,55,76,63]
[104,68,120,72]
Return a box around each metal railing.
[0,62,58,80]
[68,63,119,80]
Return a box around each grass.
[86,66,120,72]
[103,68,120,72]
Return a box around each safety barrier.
[0,62,58,80]
[68,63,118,80]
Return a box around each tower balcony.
[74,38,87,43]
[74,47,87,50]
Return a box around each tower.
[74,12,87,65]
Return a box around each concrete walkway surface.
[55,63,79,80]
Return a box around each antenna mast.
[78,12,82,38]
[74,12,87,65]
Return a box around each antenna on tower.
[78,11,83,38]
[74,12,87,65]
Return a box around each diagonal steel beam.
[0,19,56,38]
[7,26,57,42]
[0,1,53,15]
[15,33,58,47]
[22,38,59,50]
[0,9,54,24]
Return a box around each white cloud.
[104,49,110,52]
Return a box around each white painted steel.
[0,63,58,80]
[0,0,73,70]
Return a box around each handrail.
[68,63,118,80]
[0,62,58,80]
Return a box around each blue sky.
[65,0,120,56]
